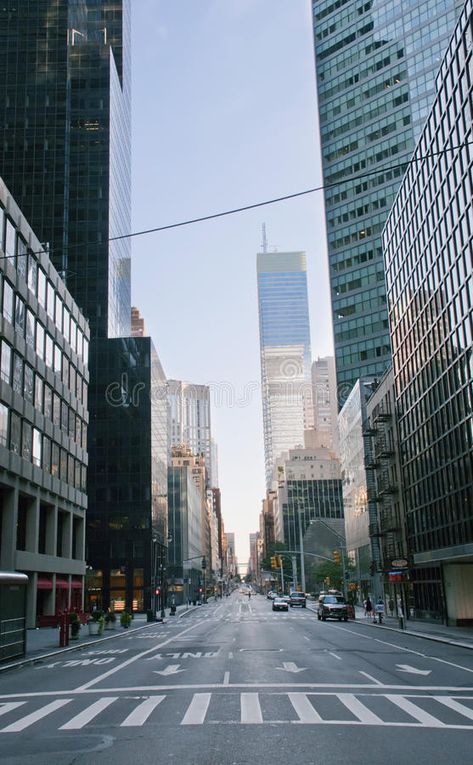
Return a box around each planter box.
[88,622,100,636]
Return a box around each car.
[289,591,306,608]
[266,590,276,600]
[317,593,348,621]
[272,596,289,612]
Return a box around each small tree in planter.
[120,611,132,629]
[104,610,117,630]
[69,612,81,640]
[88,610,105,636]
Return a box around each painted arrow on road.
[153,664,186,676]
[276,662,307,673]
[396,664,431,676]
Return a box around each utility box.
[0,572,28,663]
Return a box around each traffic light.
[270,556,277,569]
[201,557,207,570]
[369,560,377,576]
[155,587,161,596]
[275,555,282,567]
[332,549,341,565]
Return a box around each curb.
[308,605,473,651]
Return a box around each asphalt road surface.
[1,591,473,765]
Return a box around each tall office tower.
[311,356,339,456]
[383,0,473,624]
[0,0,131,340]
[312,0,463,403]
[257,252,312,489]
[168,380,215,487]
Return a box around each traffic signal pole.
[279,557,284,592]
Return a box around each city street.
[1,592,473,764]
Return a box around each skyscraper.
[312,0,463,402]
[257,251,312,489]
[168,380,215,488]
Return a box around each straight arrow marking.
[276,662,306,673]
[153,664,186,676]
[396,664,431,676]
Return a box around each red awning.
[37,578,53,590]
[55,579,69,589]
[71,580,83,589]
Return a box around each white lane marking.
[241,693,263,724]
[329,652,342,661]
[338,693,383,724]
[328,625,374,640]
[386,695,445,727]
[214,605,224,616]
[181,693,211,725]
[396,664,431,676]
[434,696,473,720]
[359,671,383,686]
[303,636,310,642]
[223,672,230,686]
[120,696,165,726]
[374,638,424,656]
[59,697,117,730]
[288,693,322,723]
[0,702,26,718]
[75,621,201,691]
[228,652,234,659]
[1,699,72,732]
[428,655,473,676]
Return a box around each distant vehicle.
[266,591,276,600]
[317,593,348,621]
[289,591,306,608]
[272,596,289,612]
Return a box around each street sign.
[391,559,408,568]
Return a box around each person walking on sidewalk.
[365,597,373,619]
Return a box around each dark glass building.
[312,0,464,403]
[383,0,473,624]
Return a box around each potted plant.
[104,610,117,630]
[120,611,132,629]
[88,609,104,636]
[69,612,81,640]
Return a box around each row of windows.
[0,401,86,491]
[0,339,87,450]
[0,274,88,408]
[0,205,89,365]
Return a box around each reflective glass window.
[36,323,45,359]
[46,282,55,320]
[22,420,32,461]
[2,280,14,323]
[0,402,8,447]
[17,237,27,280]
[0,341,11,384]
[5,218,16,262]
[37,269,46,307]
[34,374,43,412]
[32,428,41,467]
[51,442,59,477]
[14,295,25,335]
[44,384,52,420]
[45,334,53,368]
[42,436,51,472]
[27,256,37,295]
[54,344,62,375]
[12,353,23,394]
[26,309,35,347]
[9,412,20,454]
[23,365,34,403]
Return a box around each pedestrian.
[388,597,395,616]
[365,597,372,619]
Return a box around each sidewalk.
[0,603,200,674]
[352,605,473,649]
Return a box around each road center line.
[329,652,342,661]
[74,621,202,691]
[303,636,310,641]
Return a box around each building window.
[0,341,12,384]
[12,353,23,394]
[22,420,32,461]
[34,375,43,412]
[36,323,45,360]
[24,365,34,403]
[32,428,42,467]
[26,309,35,347]
[0,402,8,447]
[2,280,14,323]
[44,384,52,420]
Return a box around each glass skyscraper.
[312,0,464,403]
[257,251,312,489]
[383,0,473,623]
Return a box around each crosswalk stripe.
[59,697,117,730]
[181,693,211,725]
[434,696,473,721]
[120,696,165,727]
[1,699,72,732]
[337,693,384,724]
[241,693,263,724]
[385,695,445,727]
[0,702,26,719]
[288,693,322,723]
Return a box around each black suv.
[317,594,348,621]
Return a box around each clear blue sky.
[131,0,333,564]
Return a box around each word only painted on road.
[145,651,219,661]
[37,657,116,669]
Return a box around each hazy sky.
[131,0,333,564]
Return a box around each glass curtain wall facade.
[257,252,312,489]
[86,336,168,612]
[168,380,214,487]
[312,0,463,404]
[168,466,204,606]
[383,0,473,624]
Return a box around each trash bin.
[146,609,155,622]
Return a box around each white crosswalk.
[1,692,473,732]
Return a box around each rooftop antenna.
[261,223,268,253]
